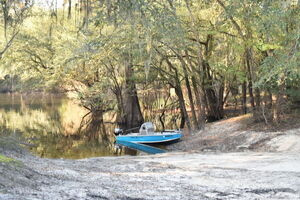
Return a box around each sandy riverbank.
[1,150,300,200]
[1,115,300,200]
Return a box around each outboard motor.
[114,128,123,135]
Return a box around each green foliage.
[78,82,116,111]
[254,1,300,92]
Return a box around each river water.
[0,93,137,159]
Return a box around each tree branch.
[0,30,19,59]
[216,0,245,39]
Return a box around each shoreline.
[1,115,300,199]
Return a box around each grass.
[0,153,23,167]
[0,154,14,163]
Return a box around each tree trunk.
[255,88,261,108]
[164,57,191,132]
[253,88,262,121]
[242,81,247,114]
[185,77,198,129]
[1,1,9,41]
[185,50,205,129]
[205,87,222,121]
[81,0,90,29]
[218,80,225,119]
[114,86,124,126]
[229,81,239,111]
[202,62,223,121]
[68,0,72,19]
[273,80,285,123]
[191,76,205,129]
[181,59,198,130]
[246,49,255,110]
[174,84,191,131]
[267,89,273,109]
[122,54,144,130]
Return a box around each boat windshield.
[139,122,155,135]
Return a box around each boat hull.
[116,140,166,154]
[116,132,182,144]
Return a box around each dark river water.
[0,93,137,159]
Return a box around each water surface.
[0,93,137,159]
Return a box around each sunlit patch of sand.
[172,113,300,153]
[214,114,252,125]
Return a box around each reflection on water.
[0,93,137,159]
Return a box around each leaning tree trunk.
[181,60,198,130]
[191,76,205,129]
[122,54,144,130]
[165,57,192,132]
[185,50,206,129]
[174,84,192,132]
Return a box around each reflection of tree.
[32,133,124,159]
[0,94,137,158]
[85,110,107,141]
[77,111,113,144]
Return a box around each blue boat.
[116,140,166,154]
[114,122,182,144]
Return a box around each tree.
[2,0,299,132]
[0,0,33,59]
